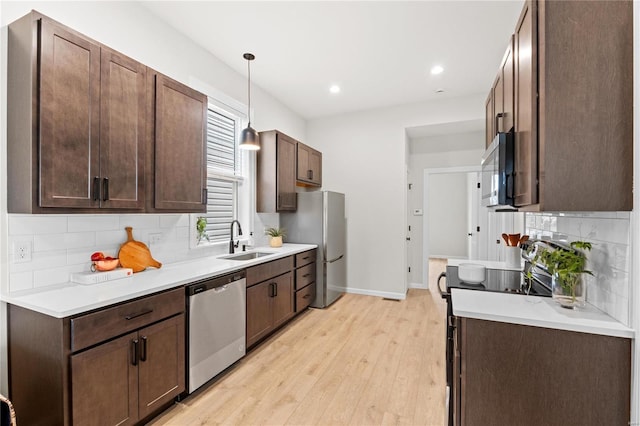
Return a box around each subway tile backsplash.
[6,214,229,294]
[526,212,631,326]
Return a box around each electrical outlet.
[13,240,32,263]
[149,233,163,246]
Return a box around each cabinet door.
[493,74,504,134]
[502,38,514,133]
[100,49,146,209]
[39,19,101,208]
[484,91,494,148]
[71,332,138,426]
[153,73,207,211]
[138,314,185,420]
[309,149,322,186]
[246,281,273,348]
[514,0,538,206]
[296,143,310,182]
[276,134,297,211]
[272,272,294,328]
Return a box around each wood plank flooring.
[151,289,446,426]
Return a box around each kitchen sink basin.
[222,252,272,261]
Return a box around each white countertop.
[1,244,316,318]
[451,288,634,339]
[447,258,523,271]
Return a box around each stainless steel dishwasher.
[186,270,246,394]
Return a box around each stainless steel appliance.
[481,130,515,208]
[186,270,246,393]
[281,191,346,308]
[437,243,552,426]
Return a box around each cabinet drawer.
[70,287,184,352]
[296,283,315,312]
[296,262,316,290]
[295,250,316,267]
[246,256,293,287]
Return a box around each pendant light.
[239,53,260,150]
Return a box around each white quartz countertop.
[1,244,317,318]
[451,288,634,339]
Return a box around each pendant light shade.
[239,53,260,150]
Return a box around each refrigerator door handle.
[324,254,344,264]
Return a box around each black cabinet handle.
[302,273,311,278]
[93,177,100,201]
[102,177,109,201]
[303,293,311,299]
[202,188,208,205]
[131,339,139,366]
[140,336,147,362]
[125,309,153,321]
[274,282,278,297]
[302,256,310,260]
[307,170,312,179]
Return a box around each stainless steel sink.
[221,252,272,261]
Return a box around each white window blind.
[202,106,243,243]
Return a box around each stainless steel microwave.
[481,131,514,207]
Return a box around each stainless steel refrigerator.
[281,191,346,308]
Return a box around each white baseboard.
[340,287,407,300]
[409,282,427,289]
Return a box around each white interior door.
[467,172,479,260]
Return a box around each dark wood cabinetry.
[8,11,208,214]
[454,318,631,426]
[8,12,146,212]
[147,72,207,212]
[296,142,322,187]
[485,39,514,149]
[257,130,298,212]
[294,249,317,312]
[8,287,185,426]
[486,0,633,211]
[246,256,295,348]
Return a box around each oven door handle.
[437,272,448,299]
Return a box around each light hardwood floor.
[151,288,447,426]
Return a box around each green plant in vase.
[530,240,592,309]
[265,227,286,248]
[196,217,210,244]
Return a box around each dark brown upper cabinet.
[257,130,298,212]
[146,72,207,213]
[485,38,514,149]
[296,142,322,187]
[486,0,632,211]
[8,12,146,213]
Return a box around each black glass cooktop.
[445,265,551,297]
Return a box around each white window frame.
[188,80,255,250]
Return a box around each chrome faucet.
[229,220,243,254]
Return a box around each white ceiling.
[140,1,524,120]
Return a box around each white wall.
[0,1,306,395]
[306,94,485,299]
[428,173,468,258]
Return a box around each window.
[200,103,245,244]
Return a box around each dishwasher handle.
[186,270,246,296]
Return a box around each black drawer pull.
[303,293,311,299]
[302,273,311,278]
[125,309,153,321]
[302,256,310,260]
[102,177,109,201]
[131,339,139,366]
[140,336,147,362]
[93,177,100,201]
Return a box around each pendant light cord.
[247,58,251,126]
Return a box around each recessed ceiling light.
[329,85,341,94]
[431,65,444,75]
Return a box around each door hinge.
[477,226,480,232]
[408,183,412,190]
[408,225,411,232]
[408,267,411,273]
[477,182,481,189]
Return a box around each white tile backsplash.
[5,213,226,294]
[526,212,631,326]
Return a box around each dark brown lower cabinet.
[454,318,631,426]
[246,271,294,348]
[8,288,185,426]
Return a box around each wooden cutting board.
[118,227,162,273]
